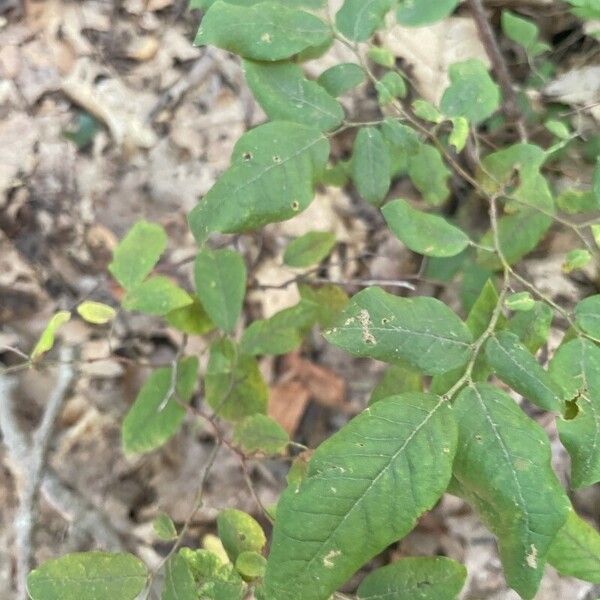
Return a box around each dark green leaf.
[351,127,391,206]
[317,63,364,97]
[382,198,470,257]
[324,287,472,375]
[453,384,570,599]
[298,283,349,328]
[244,61,344,131]
[195,1,331,61]
[194,248,247,333]
[407,143,451,206]
[396,0,458,26]
[27,552,147,600]
[188,122,329,242]
[263,394,457,600]
[335,0,394,42]
[369,362,422,405]
[575,295,600,338]
[507,301,553,353]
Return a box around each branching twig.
[465,0,527,140]
[0,346,75,600]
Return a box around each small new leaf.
[31,311,71,360]
[76,301,116,325]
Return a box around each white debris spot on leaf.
[357,309,376,344]
[323,549,341,568]
[526,544,538,569]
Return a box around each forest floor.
[0,0,599,598]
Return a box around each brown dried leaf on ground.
[269,379,311,436]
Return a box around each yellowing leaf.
[76,301,116,325]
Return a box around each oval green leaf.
[283,231,336,268]
[351,127,391,206]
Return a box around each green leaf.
[31,311,71,360]
[545,119,570,139]
[367,46,395,67]
[165,300,214,335]
[27,552,147,600]
[194,248,247,333]
[382,198,470,257]
[217,509,266,563]
[567,0,600,19]
[502,11,548,57]
[263,394,457,600]
[447,117,468,153]
[335,0,394,42]
[240,300,317,355]
[592,224,600,248]
[195,1,331,61]
[396,0,458,26]
[244,61,344,131]
[575,295,600,338]
[235,551,267,579]
[375,72,407,105]
[351,127,391,206]
[548,510,600,583]
[441,59,501,124]
[407,143,451,206]
[316,63,364,97]
[507,301,553,353]
[563,248,592,272]
[324,287,472,375]
[205,339,268,420]
[122,357,198,455]
[556,189,600,214]
[162,553,197,600]
[369,362,422,405]
[284,231,336,268]
[76,301,117,325]
[412,99,443,123]
[452,384,570,599]
[298,283,349,328]
[153,513,177,540]
[234,414,289,454]
[188,122,329,243]
[549,338,600,488]
[109,220,167,290]
[356,556,467,600]
[505,292,535,312]
[122,276,192,316]
[485,331,563,412]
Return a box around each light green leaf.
[162,553,197,600]
[109,220,167,290]
[195,1,331,61]
[449,116,469,152]
[507,301,553,353]
[441,59,501,124]
[298,283,349,328]
[284,231,336,268]
[31,311,71,360]
[218,509,266,563]
[153,513,177,540]
[545,119,570,139]
[382,198,470,257]
[594,158,600,201]
[407,143,451,205]
[76,301,116,325]
[235,551,266,579]
[505,292,535,312]
[396,0,458,26]
[194,248,246,333]
[452,384,570,599]
[567,0,600,19]
[563,248,592,272]
[263,394,457,600]
[548,510,600,582]
[122,357,198,455]
[335,0,395,42]
[317,63,364,97]
[351,127,391,206]
[412,99,443,123]
[485,331,563,412]
[369,362,422,405]
[188,121,329,243]
[356,556,467,600]
[27,552,147,600]
[324,287,473,375]
[165,300,214,335]
[367,46,395,67]
[240,300,317,355]
[592,224,600,248]
[575,295,600,338]
[244,61,344,131]
[234,414,289,454]
[502,11,549,57]
[557,189,600,214]
[205,338,268,420]
[549,338,600,488]
[375,72,407,105]
[122,276,192,316]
